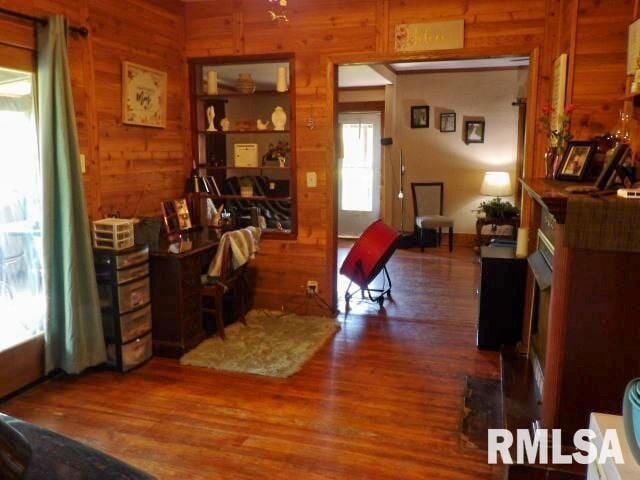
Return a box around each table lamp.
[480,171,512,198]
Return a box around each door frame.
[327,47,541,311]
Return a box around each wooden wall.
[185,0,551,312]
[0,0,189,220]
[2,0,634,314]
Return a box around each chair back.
[411,182,444,217]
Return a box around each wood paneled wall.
[185,0,551,312]
[0,0,188,220]
[2,0,634,314]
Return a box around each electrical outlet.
[306,280,319,295]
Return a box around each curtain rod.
[0,7,89,37]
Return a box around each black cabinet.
[477,246,527,351]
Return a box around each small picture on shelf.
[161,198,192,235]
[556,141,596,181]
[262,141,291,167]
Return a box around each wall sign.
[394,20,464,52]
[122,61,167,128]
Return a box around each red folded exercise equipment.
[339,220,400,309]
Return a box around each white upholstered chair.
[411,182,454,252]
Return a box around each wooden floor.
[2,245,502,479]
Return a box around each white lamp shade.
[481,171,512,197]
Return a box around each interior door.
[338,112,382,238]
[0,44,44,398]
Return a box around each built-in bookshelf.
[189,55,296,237]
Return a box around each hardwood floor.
[2,245,502,479]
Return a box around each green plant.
[539,103,575,155]
[263,141,290,163]
[477,197,520,220]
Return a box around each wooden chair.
[411,182,454,252]
[201,241,250,339]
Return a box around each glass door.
[338,112,382,238]
[0,47,45,397]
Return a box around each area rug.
[461,376,504,450]
[180,309,340,377]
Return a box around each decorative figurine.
[206,106,217,132]
[257,119,270,130]
[220,117,230,132]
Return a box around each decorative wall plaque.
[122,61,167,128]
[394,20,464,52]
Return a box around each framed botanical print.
[411,106,429,128]
[122,61,167,128]
[465,120,485,144]
[440,112,456,132]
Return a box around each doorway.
[337,112,382,238]
[0,47,45,398]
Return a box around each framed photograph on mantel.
[122,61,167,128]
[555,141,597,181]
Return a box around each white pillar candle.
[207,71,218,95]
[516,227,529,258]
[276,67,288,93]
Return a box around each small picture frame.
[556,141,597,181]
[465,120,485,144]
[411,106,429,128]
[122,61,167,128]
[162,198,192,235]
[594,144,631,189]
[440,112,456,133]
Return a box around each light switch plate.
[80,154,86,173]
[306,171,317,188]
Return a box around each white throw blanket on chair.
[207,227,261,278]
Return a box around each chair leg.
[438,228,443,247]
[420,228,425,252]
[449,226,454,252]
[215,291,226,340]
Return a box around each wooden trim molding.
[0,334,44,399]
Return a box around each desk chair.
[411,182,454,252]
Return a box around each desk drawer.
[117,263,149,285]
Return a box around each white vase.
[276,67,288,93]
[206,71,218,95]
[272,106,287,131]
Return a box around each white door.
[338,112,382,238]
[0,51,46,397]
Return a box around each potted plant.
[539,104,575,178]
[476,197,520,222]
[262,141,290,167]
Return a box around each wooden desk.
[149,228,220,358]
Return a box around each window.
[340,121,376,212]
[0,66,44,351]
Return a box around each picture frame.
[464,120,485,144]
[161,198,192,235]
[122,61,167,128]
[555,141,597,181]
[594,144,631,190]
[411,106,429,128]
[440,112,456,132]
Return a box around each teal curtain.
[38,16,106,374]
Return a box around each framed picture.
[556,141,597,181]
[411,106,429,128]
[122,61,167,128]
[465,120,485,144]
[440,112,456,132]
[161,198,192,235]
[594,144,631,189]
